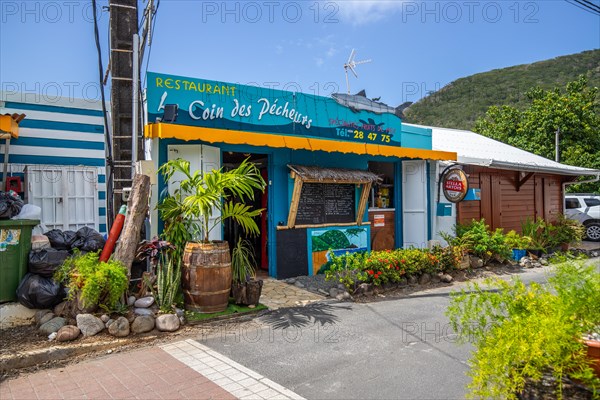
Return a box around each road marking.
[161,339,305,400]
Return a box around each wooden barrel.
[182,241,232,313]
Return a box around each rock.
[105,319,114,328]
[469,256,484,269]
[155,314,180,332]
[39,312,56,327]
[134,296,154,308]
[39,317,66,335]
[329,288,339,298]
[294,281,305,288]
[335,291,351,301]
[431,275,441,284]
[76,314,105,336]
[286,278,296,284]
[309,286,318,292]
[540,258,549,266]
[419,273,431,285]
[127,296,136,306]
[318,289,329,296]
[337,284,346,291]
[108,316,130,337]
[53,302,70,318]
[533,262,543,268]
[354,283,373,296]
[134,308,154,317]
[175,308,185,319]
[126,311,137,323]
[48,332,57,341]
[398,278,408,287]
[34,309,52,325]
[131,316,155,334]
[440,274,453,283]
[408,276,418,285]
[458,257,470,270]
[100,314,110,323]
[56,325,80,342]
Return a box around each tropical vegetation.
[54,251,129,310]
[157,158,266,255]
[446,260,600,399]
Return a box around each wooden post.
[114,173,150,276]
[356,182,372,225]
[287,178,304,228]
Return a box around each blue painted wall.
[156,138,421,277]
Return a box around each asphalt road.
[196,265,590,400]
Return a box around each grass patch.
[185,302,268,322]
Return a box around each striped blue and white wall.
[0,92,108,234]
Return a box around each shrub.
[446,261,600,399]
[452,219,511,262]
[54,251,128,310]
[504,230,532,250]
[325,246,460,291]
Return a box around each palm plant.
[158,158,266,247]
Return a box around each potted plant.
[521,217,552,257]
[504,230,531,261]
[157,158,266,313]
[447,260,600,399]
[231,238,263,306]
[550,214,586,251]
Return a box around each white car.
[565,194,600,242]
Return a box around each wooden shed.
[407,124,600,238]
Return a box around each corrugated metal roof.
[405,124,600,176]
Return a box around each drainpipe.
[562,174,600,213]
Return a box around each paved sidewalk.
[0,339,304,400]
[260,279,324,310]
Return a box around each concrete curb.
[0,338,134,373]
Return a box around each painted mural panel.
[309,227,369,275]
[146,72,419,147]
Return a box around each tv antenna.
[343,49,372,94]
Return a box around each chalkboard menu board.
[295,183,356,225]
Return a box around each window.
[565,198,580,209]
[584,198,600,207]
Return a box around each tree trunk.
[114,174,150,276]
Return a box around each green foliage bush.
[54,251,128,310]
[446,219,512,263]
[446,261,600,399]
[324,246,461,291]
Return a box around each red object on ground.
[99,205,127,262]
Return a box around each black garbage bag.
[0,192,24,219]
[28,249,71,278]
[16,273,66,309]
[72,226,105,252]
[44,229,77,250]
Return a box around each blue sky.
[1,0,599,107]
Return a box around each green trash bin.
[0,219,39,303]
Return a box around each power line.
[578,0,600,12]
[92,0,115,228]
[142,0,160,89]
[565,0,600,15]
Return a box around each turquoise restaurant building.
[144,72,456,279]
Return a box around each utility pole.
[108,0,139,223]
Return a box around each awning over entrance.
[288,164,381,184]
[144,123,457,162]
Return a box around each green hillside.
[403,50,600,130]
